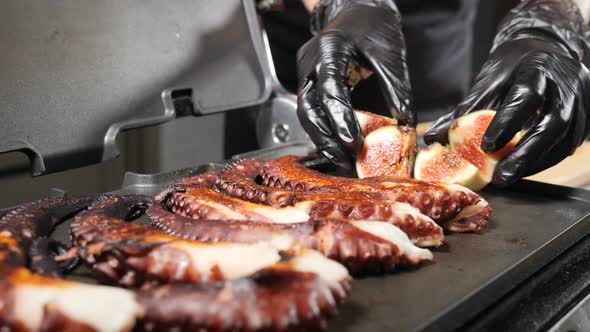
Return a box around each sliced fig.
[449,110,522,184]
[356,125,416,179]
[414,143,488,191]
[354,110,398,136]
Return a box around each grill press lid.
[0,0,270,175]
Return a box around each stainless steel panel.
[0,0,269,175]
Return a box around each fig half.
[355,110,398,136]
[414,110,523,190]
[356,125,416,178]
[449,110,522,185]
[414,143,487,190]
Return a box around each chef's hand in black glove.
[424,0,590,187]
[297,0,414,170]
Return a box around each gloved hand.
[424,0,590,186]
[296,0,414,170]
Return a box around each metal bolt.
[273,123,290,143]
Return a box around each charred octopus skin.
[244,156,492,232]
[0,196,145,332]
[0,195,352,332]
[0,196,94,274]
[148,188,433,275]
[210,159,444,246]
[70,195,352,331]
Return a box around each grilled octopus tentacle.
[169,187,315,225]
[29,238,80,277]
[0,196,95,272]
[136,267,347,331]
[251,156,491,232]
[148,191,433,275]
[214,159,298,206]
[171,187,442,247]
[1,195,352,332]
[70,195,352,330]
[208,160,444,246]
[0,196,146,332]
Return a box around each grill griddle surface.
[329,185,590,331]
[36,150,590,331]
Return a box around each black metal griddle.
[21,141,590,331]
[94,144,590,331]
[2,1,590,331]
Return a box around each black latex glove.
[296,0,414,170]
[424,0,590,187]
